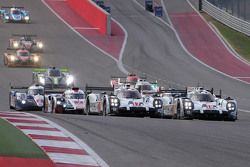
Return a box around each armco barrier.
[67,0,111,35]
[202,0,250,36]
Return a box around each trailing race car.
[9,84,44,111]
[4,48,41,67]
[110,73,146,88]
[0,6,30,23]
[8,34,44,52]
[149,88,194,119]
[187,87,237,121]
[44,87,85,114]
[85,84,161,117]
[32,67,74,89]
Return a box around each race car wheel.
[4,56,8,66]
[176,101,181,119]
[9,95,14,109]
[103,102,107,116]
[86,100,90,115]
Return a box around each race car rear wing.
[32,68,69,73]
[1,6,24,9]
[85,85,114,92]
[44,89,65,94]
[10,86,29,90]
[159,88,188,97]
[12,34,37,37]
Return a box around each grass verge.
[0,118,48,159]
[202,13,250,62]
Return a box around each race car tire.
[103,102,107,116]
[86,100,90,115]
[9,95,14,109]
[4,56,8,66]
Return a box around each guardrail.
[202,0,250,36]
[67,0,111,35]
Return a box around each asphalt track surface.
[1,0,250,167]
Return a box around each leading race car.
[32,67,74,89]
[110,73,146,88]
[8,34,44,52]
[3,48,41,67]
[9,84,44,111]
[0,6,30,23]
[44,87,85,114]
[187,87,237,121]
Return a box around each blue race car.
[0,6,30,23]
[9,84,44,111]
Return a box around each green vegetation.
[203,13,250,62]
[0,118,48,158]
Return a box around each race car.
[32,67,74,89]
[0,6,30,23]
[149,88,194,119]
[4,48,41,67]
[110,73,146,88]
[187,87,237,121]
[8,34,44,52]
[9,84,44,111]
[43,87,85,114]
[85,84,161,117]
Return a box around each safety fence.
[202,0,250,36]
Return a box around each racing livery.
[4,49,41,67]
[85,84,161,117]
[9,85,44,111]
[44,88,85,114]
[0,6,30,23]
[32,67,74,89]
[8,34,44,52]
[187,87,237,121]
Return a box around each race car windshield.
[121,90,142,99]
[66,94,85,99]
[49,70,61,77]
[12,10,20,15]
[191,94,215,102]
[18,51,29,57]
[24,36,32,41]
[28,89,44,95]
[140,85,154,91]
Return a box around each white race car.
[85,84,162,117]
[44,87,85,114]
[187,87,237,121]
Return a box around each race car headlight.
[63,104,67,108]
[21,100,26,104]
[5,16,9,20]
[39,77,45,85]
[24,16,30,20]
[153,99,162,109]
[184,101,193,110]
[10,55,16,61]
[37,42,43,49]
[57,101,61,105]
[33,56,39,62]
[110,98,119,107]
[13,42,19,48]
[227,102,236,111]
[66,76,74,85]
